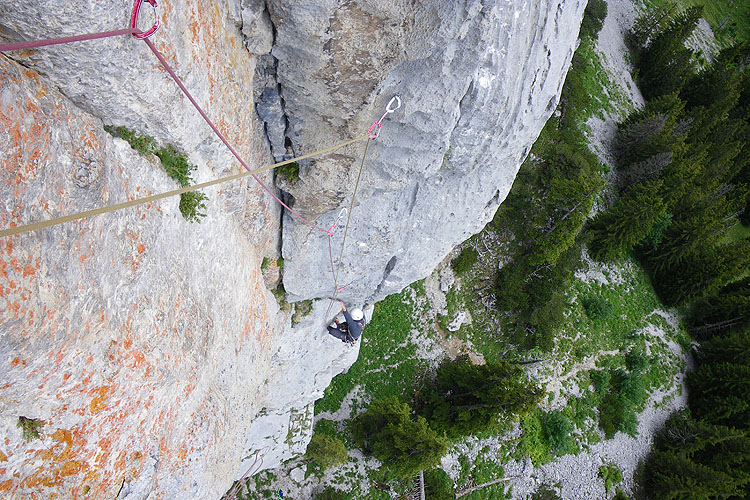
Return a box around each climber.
[327,301,366,344]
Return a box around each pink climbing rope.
[141,38,334,235]
[0,28,140,52]
[222,446,271,500]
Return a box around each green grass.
[555,264,663,365]
[314,285,429,417]
[104,125,208,222]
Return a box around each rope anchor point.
[131,0,160,39]
[368,95,402,139]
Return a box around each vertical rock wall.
[267,0,587,304]
[0,0,589,497]
[0,1,289,498]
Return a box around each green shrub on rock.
[451,247,478,274]
[305,432,348,471]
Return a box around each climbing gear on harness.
[130,0,160,39]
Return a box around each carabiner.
[385,95,402,114]
[131,0,160,40]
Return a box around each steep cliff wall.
[266,0,587,304]
[0,1,286,498]
[0,0,586,498]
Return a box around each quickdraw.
[326,207,348,236]
[368,96,402,139]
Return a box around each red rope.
[0,13,380,307]
[0,28,139,52]
[142,38,331,234]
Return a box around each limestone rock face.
[0,1,286,498]
[1,0,587,497]
[237,300,366,477]
[269,0,587,304]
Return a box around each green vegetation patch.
[305,432,349,471]
[451,246,478,275]
[16,416,43,441]
[599,462,623,493]
[104,125,208,222]
[277,162,300,184]
[314,285,429,417]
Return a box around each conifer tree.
[419,357,542,438]
[689,279,750,336]
[692,326,750,366]
[354,397,448,479]
[626,0,678,50]
[638,6,702,100]
[588,180,667,261]
[616,94,686,170]
[645,413,750,499]
[647,202,736,271]
[689,360,750,429]
[651,241,750,305]
[645,449,738,500]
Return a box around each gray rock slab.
[269,0,587,304]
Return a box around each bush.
[519,413,551,466]
[156,145,196,188]
[613,487,630,500]
[582,295,613,323]
[451,246,478,274]
[579,0,607,40]
[17,416,43,441]
[277,162,300,184]
[625,349,648,374]
[179,191,208,223]
[598,393,624,438]
[531,484,563,500]
[423,469,456,500]
[314,487,347,500]
[104,125,157,155]
[599,463,623,493]
[541,410,575,455]
[590,369,612,395]
[305,432,348,471]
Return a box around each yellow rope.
[332,137,371,294]
[0,133,370,238]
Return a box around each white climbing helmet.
[350,308,364,321]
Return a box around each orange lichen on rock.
[89,387,110,415]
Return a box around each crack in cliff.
[368,255,399,303]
